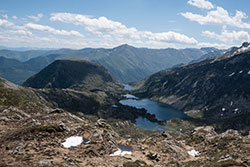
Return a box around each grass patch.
[184,110,203,119]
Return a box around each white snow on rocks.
[110,148,132,156]
[222,108,226,111]
[236,45,250,54]
[248,71,250,75]
[110,144,133,157]
[188,149,199,157]
[62,136,84,148]
[228,72,235,77]
[232,44,250,57]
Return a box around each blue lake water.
[120,86,188,131]
[124,84,135,90]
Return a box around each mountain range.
[0,44,226,84]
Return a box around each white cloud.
[0,31,88,49]
[140,31,197,44]
[198,42,231,49]
[12,16,17,19]
[187,0,214,10]
[25,23,84,37]
[28,13,43,21]
[1,14,8,19]
[181,7,250,29]
[0,19,14,27]
[8,29,33,36]
[50,12,197,45]
[202,30,250,43]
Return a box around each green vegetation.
[0,87,28,107]
[184,110,203,118]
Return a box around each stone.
[147,152,159,161]
[39,159,53,167]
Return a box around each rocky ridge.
[134,42,250,133]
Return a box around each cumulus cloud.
[50,12,197,45]
[25,23,84,37]
[0,32,87,49]
[8,29,33,36]
[197,42,230,49]
[140,31,197,44]
[12,16,17,19]
[0,19,14,27]
[181,7,250,29]
[28,13,43,21]
[202,30,250,43]
[187,0,214,10]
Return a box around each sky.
[0,0,250,49]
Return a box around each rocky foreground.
[0,105,249,167]
[0,78,249,167]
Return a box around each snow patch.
[237,45,250,53]
[233,45,250,56]
[221,108,226,111]
[230,101,233,106]
[239,70,243,74]
[62,136,84,148]
[234,108,239,112]
[248,71,250,75]
[188,150,199,157]
[110,144,133,157]
[228,72,235,77]
[110,149,132,156]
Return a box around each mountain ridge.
[0,44,226,84]
[133,42,250,133]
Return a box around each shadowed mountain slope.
[134,42,250,132]
[23,59,118,91]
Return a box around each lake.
[120,85,188,131]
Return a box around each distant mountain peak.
[241,42,250,48]
[114,44,135,50]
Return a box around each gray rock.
[39,159,53,167]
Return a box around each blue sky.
[0,0,250,49]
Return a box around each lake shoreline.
[120,84,189,131]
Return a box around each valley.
[0,42,250,166]
[1,0,250,166]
